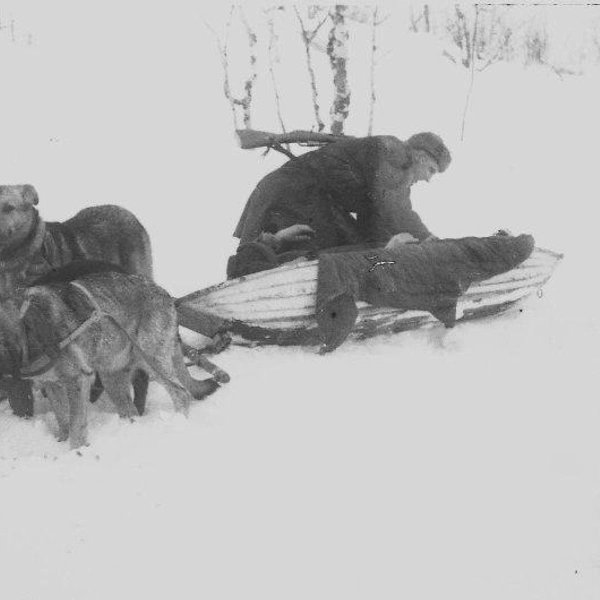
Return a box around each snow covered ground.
[0,3,599,599]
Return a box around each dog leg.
[132,369,149,416]
[99,370,139,418]
[183,347,230,384]
[89,374,104,403]
[172,342,219,402]
[65,376,92,449]
[139,342,195,415]
[1,379,35,417]
[90,369,147,413]
[165,382,193,417]
[44,382,70,442]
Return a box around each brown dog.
[0,185,152,288]
[0,184,153,416]
[0,270,219,448]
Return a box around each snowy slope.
[0,4,599,600]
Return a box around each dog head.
[0,184,39,253]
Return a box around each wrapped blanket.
[316,234,535,351]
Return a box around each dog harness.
[19,281,190,395]
[19,282,106,378]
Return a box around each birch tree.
[327,5,351,134]
[205,7,259,130]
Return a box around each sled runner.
[176,244,563,349]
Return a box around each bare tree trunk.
[328,5,351,135]
[455,5,472,68]
[205,8,260,132]
[367,7,379,136]
[294,7,328,132]
[204,8,239,130]
[525,28,548,66]
[265,9,287,133]
[460,5,480,141]
[239,9,258,129]
[409,5,419,32]
[409,4,430,33]
[423,4,430,33]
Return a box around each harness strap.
[20,353,60,379]
[19,286,105,378]
[69,281,104,314]
[68,282,189,394]
[19,280,191,394]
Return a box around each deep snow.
[0,3,599,599]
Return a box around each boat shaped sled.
[176,247,563,347]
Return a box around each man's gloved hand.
[273,224,316,250]
[258,224,316,251]
[275,224,316,244]
[385,232,419,250]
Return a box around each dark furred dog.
[29,260,150,414]
[0,185,152,288]
[0,185,153,416]
[0,270,219,448]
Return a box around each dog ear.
[20,184,39,206]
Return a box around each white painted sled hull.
[177,247,563,345]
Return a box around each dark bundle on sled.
[177,234,563,352]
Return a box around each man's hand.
[385,232,419,250]
[274,224,316,246]
[258,224,316,251]
[494,229,513,237]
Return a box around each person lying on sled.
[227,132,452,279]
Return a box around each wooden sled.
[176,246,564,348]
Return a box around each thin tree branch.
[375,13,391,27]
[461,5,480,141]
[203,9,239,130]
[265,9,287,135]
[308,14,329,42]
[294,6,326,132]
[239,8,258,129]
[367,6,379,136]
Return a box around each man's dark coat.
[232,136,432,274]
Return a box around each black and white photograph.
[0,1,597,598]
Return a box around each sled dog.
[0,184,153,417]
[0,270,219,448]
